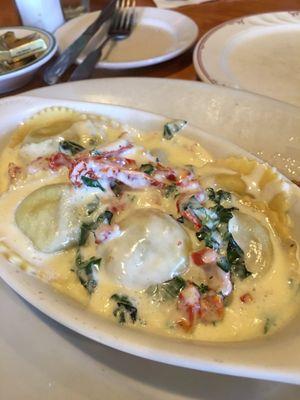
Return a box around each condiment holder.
[0,26,57,94]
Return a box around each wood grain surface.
[1,0,300,96]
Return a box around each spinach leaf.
[196,283,209,294]
[79,222,95,246]
[193,206,219,229]
[206,188,231,204]
[97,210,113,225]
[79,210,114,246]
[183,195,202,211]
[212,205,238,224]
[111,294,137,324]
[263,317,276,334]
[217,256,231,272]
[196,226,222,250]
[140,163,154,175]
[75,251,101,294]
[81,176,105,191]
[146,276,186,302]
[228,235,251,278]
[232,262,252,280]
[206,187,215,201]
[227,234,244,263]
[193,204,237,229]
[59,140,85,155]
[223,235,251,278]
[163,120,187,140]
[193,188,251,280]
[164,184,178,198]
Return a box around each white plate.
[2,79,300,399]
[0,94,300,386]
[193,11,300,107]
[55,7,198,69]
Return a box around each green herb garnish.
[263,317,276,334]
[213,205,238,224]
[81,176,105,191]
[75,251,101,294]
[97,210,113,225]
[164,184,178,198]
[193,188,251,280]
[193,206,219,229]
[215,235,250,278]
[79,198,100,244]
[140,163,154,175]
[79,222,95,246]
[216,256,231,272]
[231,262,251,279]
[146,276,186,302]
[227,235,251,279]
[111,294,137,324]
[163,120,187,140]
[196,283,209,294]
[196,226,222,250]
[206,188,231,204]
[59,140,85,155]
[79,210,113,246]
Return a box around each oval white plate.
[193,11,300,107]
[0,95,300,384]
[4,79,300,400]
[55,7,198,69]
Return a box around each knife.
[43,0,117,85]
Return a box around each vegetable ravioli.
[0,107,299,342]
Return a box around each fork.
[69,0,136,81]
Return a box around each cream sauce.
[0,111,298,342]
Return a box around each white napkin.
[153,0,215,9]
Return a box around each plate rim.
[55,7,199,70]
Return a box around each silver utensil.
[69,0,135,81]
[43,0,117,85]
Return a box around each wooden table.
[1,0,300,97]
